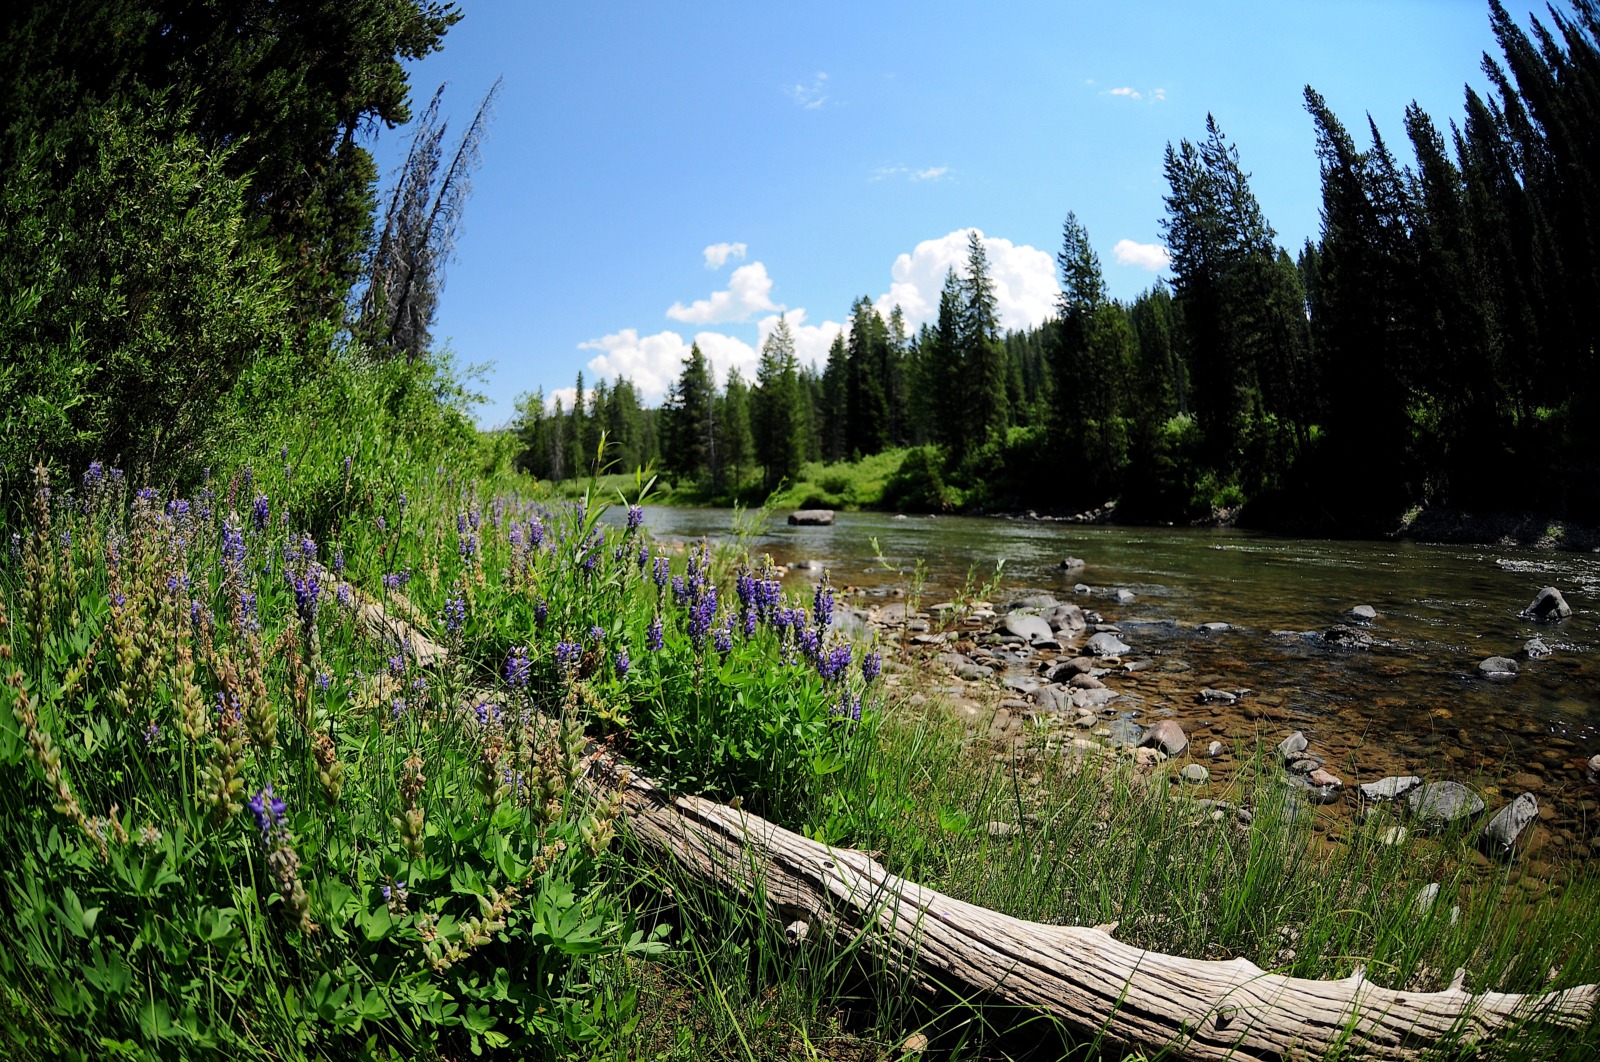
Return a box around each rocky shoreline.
[833,571,1598,874]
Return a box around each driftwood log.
[337,576,1599,1059]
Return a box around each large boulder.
[1479,793,1538,857]
[1348,605,1378,623]
[1358,775,1422,803]
[787,509,835,526]
[1407,781,1485,829]
[1000,612,1056,645]
[1521,586,1572,622]
[1477,656,1519,681]
[1142,720,1189,757]
[1085,631,1131,657]
[1043,603,1087,633]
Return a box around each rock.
[1416,882,1440,914]
[1133,746,1166,768]
[1381,826,1409,846]
[1104,718,1145,748]
[1059,556,1086,572]
[1407,781,1485,828]
[1323,624,1374,649]
[1479,793,1538,856]
[1589,755,1600,784]
[1029,685,1070,712]
[1008,594,1060,611]
[1197,688,1238,706]
[1072,687,1120,711]
[935,651,969,671]
[1197,622,1232,633]
[986,821,1022,838]
[1308,768,1343,789]
[1206,741,1224,758]
[1043,603,1087,633]
[1359,775,1423,802]
[1045,657,1094,682]
[1522,636,1553,660]
[1000,612,1055,645]
[1001,674,1042,695]
[1115,588,1137,604]
[892,513,908,521]
[1180,764,1210,784]
[1142,720,1189,757]
[1348,604,1378,623]
[1068,673,1105,690]
[1477,656,1520,681]
[787,509,835,526]
[1521,586,1572,622]
[1276,731,1309,762]
[792,559,825,571]
[1085,631,1131,657]
[1304,785,1342,806]
[955,663,994,681]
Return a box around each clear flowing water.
[617,506,1600,855]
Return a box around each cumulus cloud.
[578,328,690,403]
[1112,238,1171,271]
[912,166,950,182]
[871,164,952,183]
[666,261,785,324]
[788,72,829,109]
[1109,86,1141,100]
[873,229,1058,334]
[703,242,747,269]
[756,309,845,371]
[546,386,593,413]
[1106,85,1167,103]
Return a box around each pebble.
[986,821,1022,838]
[1180,764,1210,784]
[1206,741,1224,758]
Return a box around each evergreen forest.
[517,0,1600,529]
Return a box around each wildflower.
[812,579,834,631]
[300,534,317,561]
[580,550,597,573]
[444,595,467,633]
[459,532,478,560]
[336,583,352,608]
[504,646,531,688]
[626,504,644,531]
[535,598,549,625]
[653,557,670,588]
[252,495,270,531]
[614,649,630,679]
[862,651,883,683]
[671,575,687,604]
[317,672,331,691]
[688,588,718,649]
[342,454,352,478]
[137,487,159,505]
[818,643,852,683]
[391,698,407,719]
[83,461,104,489]
[143,721,161,747]
[637,544,650,570]
[398,492,407,515]
[388,654,406,678]
[589,625,605,644]
[647,615,664,652]
[292,571,322,624]
[247,786,288,840]
[383,572,401,591]
[333,547,344,573]
[222,518,246,572]
[555,640,581,673]
[527,516,545,547]
[713,620,733,657]
[471,701,499,727]
[377,515,387,532]
[797,624,821,662]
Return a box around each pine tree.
[961,230,1010,449]
[845,297,891,456]
[716,369,755,493]
[752,316,806,491]
[662,343,715,484]
[820,334,849,462]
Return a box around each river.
[617,506,1600,857]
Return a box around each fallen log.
[338,580,1599,1059]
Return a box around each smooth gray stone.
[1180,763,1210,784]
[1276,731,1308,761]
[1358,775,1423,802]
[1522,636,1553,659]
[1479,793,1538,856]
[787,509,834,526]
[1522,586,1572,622]
[1198,621,1232,632]
[1142,719,1189,757]
[1001,612,1054,644]
[1104,717,1145,748]
[1198,688,1238,705]
[1477,656,1519,680]
[1085,631,1131,657]
[1407,781,1485,828]
[1348,604,1378,623]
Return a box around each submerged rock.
[1407,781,1485,829]
[1323,624,1374,649]
[1059,556,1086,572]
[1522,636,1553,660]
[1479,793,1538,857]
[1276,731,1309,762]
[1104,718,1145,748]
[1348,604,1378,623]
[1197,621,1232,632]
[1198,688,1238,706]
[1115,588,1137,604]
[1521,586,1572,622]
[1008,593,1060,611]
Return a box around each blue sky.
[371,0,1505,425]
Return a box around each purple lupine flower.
[300,535,317,562]
[471,701,499,727]
[468,507,481,531]
[391,698,407,719]
[528,516,545,548]
[653,557,670,588]
[614,649,630,679]
[397,492,407,515]
[647,615,664,652]
[376,515,387,532]
[111,590,128,610]
[247,786,288,839]
[383,572,402,591]
[862,651,882,683]
[535,599,549,625]
[797,625,821,662]
[252,495,270,531]
[555,640,581,673]
[83,461,104,489]
[589,625,606,643]
[736,572,757,611]
[688,587,718,649]
[342,454,352,478]
[580,549,597,573]
[457,512,468,534]
[239,591,258,625]
[637,545,650,571]
[444,595,466,633]
[388,654,406,678]
[459,533,478,561]
[832,690,863,722]
[59,529,72,549]
[713,619,734,657]
[671,576,688,605]
[333,547,344,574]
[337,583,352,608]
[167,499,190,523]
[626,504,644,531]
[222,518,246,570]
[818,643,852,683]
[744,609,758,637]
[504,646,531,688]
[812,580,834,631]
[292,571,322,623]
[190,600,204,626]
[136,487,159,505]
[143,721,161,747]
[317,672,331,691]
[110,467,125,487]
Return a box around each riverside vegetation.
[4,440,1600,1060]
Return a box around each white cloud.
[1112,238,1171,271]
[703,242,747,269]
[912,166,950,182]
[788,72,829,110]
[1151,87,1167,102]
[756,309,845,371]
[871,164,952,183]
[1109,86,1141,100]
[1106,85,1166,104]
[666,261,785,325]
[873,229,1058,334]
[578,328,690,403]
[546,386,592,413]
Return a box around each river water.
[621,506,1600,856]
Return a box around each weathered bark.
[579,755,1596,1060]
[337,578,1598,1058]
